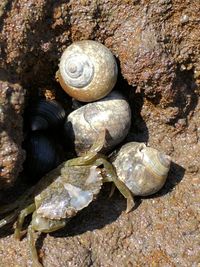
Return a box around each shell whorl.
[57,40,118,102]
[64,91,131,155]
[112,142,171,196]
[60,53,94,88]
[137,145,171,178]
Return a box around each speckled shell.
[56,40,118,102]
[35,163,103,219]
[112,142,171,196]
[28,100,66,131]
[64,91,131,155]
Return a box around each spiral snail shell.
[64,91,131,156]
[56,40,118,102]
[112,142,171,196]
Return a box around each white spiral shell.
[60,53,94,88]
[56,40,118,102]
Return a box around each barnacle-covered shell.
[56,40,118,102]
[64,91,131,155]
[112,142,171,196]
[28,100,66,131]
[24,133,61,180]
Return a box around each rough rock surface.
[0,78,25,189]
[0,0,199,266]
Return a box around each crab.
[0,130,134,267]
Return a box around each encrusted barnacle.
[112,142,171,196]
[27,99,66,131]
[64,91,131,155]
[0,130,133,266]
[56,40,118,102]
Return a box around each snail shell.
[112,142,171,196]
[64,91,131,155]
[24,133,62,181]
[28,99,66,131]
[56,40,118,102]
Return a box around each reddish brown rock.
[0,0,199,266]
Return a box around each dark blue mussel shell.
[28,99,66,131]
[24,132,63,182]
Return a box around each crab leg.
[66,129,106,166]
[28,225,43,267]
[14,203,36,240]
[95,158,135,213]
[109,183,116,198]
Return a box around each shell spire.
[112,142,171,196]
[56,40,118,102]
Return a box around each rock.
[0,79,25,189]
[0,1,199,266]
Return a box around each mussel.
[27,99,66,131]
[24,132,62,182]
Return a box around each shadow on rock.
[115,65,149,144]
[127,91,149,143]
[51,185,126,238]
[0,162,185,241]
[0,223,14,237]
[35,232,46,265]
[167,68,199,126]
